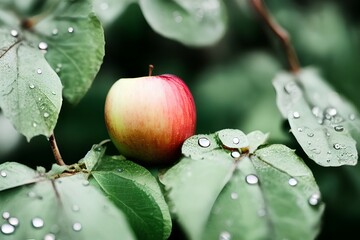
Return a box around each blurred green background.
[1,0,360,239]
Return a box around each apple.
[104,66,196,165]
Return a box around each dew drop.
[2,212,10,220]
[219,231,231,240]
[44,233,56,240]
[0,170,7,177]
[232,137,240,144]
[38,42,48,50]
[116,168,123,173]
[55,68,61,73]
[334,125,344,132]
[37,68,42,74]
[51,91,56,95]
[8,217,19,227]
[32,122,37,127]
[349,114,356,121]
[32,217,44,228]
[43,112,50,118]
[28,191,37,198]
[293,111,300,119]
[67,27,74,33]
[230,192,238,200]
[72,222,82,232]
[72,205,80,212]
[230,151,240,158]
[29,84,35,89]
[172,11,183,23]
[308,193,321,206]
[245,174,259,185]
[288,178,298,186]
[297,128,303,132]
[10,30,18,37]
[333,143,342,150]
[52,28,58,36]
[326,107,337,116]
[1,223,15,235]
[82,180,89,186]
[311,106,321,117]
[307,132,314,137]
[198,137,210,148]
[311,148,321,154]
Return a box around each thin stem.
[251,0,300,73]
[148,64,154,76]
[49,133,66,166]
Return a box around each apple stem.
[148,64,154,76]
[250,0,300,73]
[49,133,66,166]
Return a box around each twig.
[49,133,66,166]
[251,0,300,73]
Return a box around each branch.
[49,133,66,166]
[251,0,300,73]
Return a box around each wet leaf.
[273,67,358,166]
[138,0,227,46]
[0,162,40,191]
[160,129,324,240]
[90,154,172,240]
[0,173,135,239]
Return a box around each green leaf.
[0,28,62,141]
[138,0,227,46]
[90,154,172,240]
[33,0,105,104]
[273,67,359,166]
[0,173,135,239]
[93,0,136,27]
[160,129,324,240]
[0,162,39,191]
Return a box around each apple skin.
[104,74,196,165]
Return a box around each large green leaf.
[138,0,227,46]
[0,170,135,239]
[85,144,172,240]
[273,68,359,166]
[160,129,324,240]
[0,162,39,191]
[0,28,62,141]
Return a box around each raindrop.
[172,11,183,23]
[333,143,342,150]
[44,233,56,240]
[52,28,58,36]
[28,191,37,198]
[307,132,314,137]
[116,168,123,173]
[55,68,61,73]
[232,137,240,144]
[293,111,300,119]
[8,217,19,227]
[230,192,238,200]
[311,106,321,117]
[325,107,337,117]
[230,151,240,158]
[43,112,50,118]
[0,170,7,177]
[219,231,231,240]
[1,223,15,235]
[57,63,62,68]
[10,30,18,37]
[32,217,44,228]
[37,68,42,74]
[82,180,89,186]
[288,178,298,186]
[245,174,259,185]
[308,193,321,206]
[51,91,56,95]
[29,84,35,89]
[334,125,344,132]
[311,148,321,154]
[72,205,80,212]
[2,212,10,220]
[32,122,37,127]
[67,27,74,33]
[38,42,48,50]
[198,137,210,148]
[72,222,82,232]
[297,128,303,132]
[349,114,356,121]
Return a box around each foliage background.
[1,0,359,239]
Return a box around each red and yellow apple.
[104,71,196,165]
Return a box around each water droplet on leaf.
[293,112,300,119]
[245,174,259,185]
[308,193,321,206]
[325,107,337,117]
[1,223,15,235]
[10,30,18,37]
[51,91,56,95]
[29,84,35,89]
[334,125,344,132]
[37,68,42,74]
[82,180,89,186]
[231,151,240,158]
[349,114,356,121]
[44,233,56,240]
[2,212,10,220]
[230,192,238,200]
[68,27,74,33]
[232,137,240,144]
[72,205,80,212]
[100,2,109,10]
[72,222,82,231]
[198,137,210,148]
[52,29,58,36]
[32,217,44,228]
[8,217,19,227]
[43,112,50,118]
[219,231,231,240]
[173,11,183,23]
[288,178,298,186]
[0,170,7,177]
[333,143,343,150]
[38,42,48,50]
[307,132,314,137]
[32,122,37,127]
